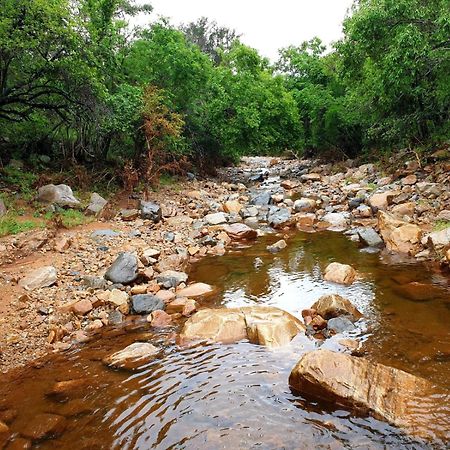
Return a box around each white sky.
[139,0,355,61]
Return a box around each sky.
[138,0,355,61]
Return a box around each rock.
[19,266,57,291]
[281,180,298,189]
[425,226,450,250]
[436,210,450,221]
[289,350,439,439]
[99,289,129,308]
[311,294,362,320]
[47,379,87,400]
[72,299,93,316]
[180,306,305,348]
[53,236,71,252]
[321,212,349,231]
[378,211,422,255]
[310,315,327,330]
[357,228,383,248]
[148,310,173,327]
[120,209,139,221]
[5,437,31,449]
[368,190,398,210]
[250,191,271,206]
[0,198,7,216]
[140,200,162,222]
[131,294,165,315]
[90,229,120,239]
[393,282,445,302]
[416,182,441,198]
[204,212,227,225]
[354,204,372,218]
[104,252,138,284]
[103,342,160,369]
[401,174,417,185]
[323,263,357,285]
[82,276,107,290]
[156,270,188,288]
[37,184,80,208]
[166,297,197,316]
[268,207,292,229]
[20,413,67,441]
[108,310,123,325]
[240,206,259,218]
[296,213,316,229]
[223,223,258,240]
[301,173,321,182]
[267,239,287,253]
[293,198,316,213]
[85,193,107,216]
[327,316,356,333]
[155,289,176,303]
[391,202,415,217]
[223,200,242,214]
[176,282,215,298]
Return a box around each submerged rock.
[323,263,356,285]
[19,266,57,291]
[21,413,67,441]
[289,350,440,439]
[104,252,138,284]
[103,342,160,369]
[180,306,305,348]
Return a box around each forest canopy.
[0,0,448,179]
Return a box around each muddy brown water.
[1,231,449,449]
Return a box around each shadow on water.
[0,231,449,449]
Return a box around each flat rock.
[321,212,348,231]
[293,198,316,213]
[104,252,138,284]
[19,266,57,291]
[223,223,257,240]
[204,212,227,225]
[20,413,67,441]
[103,342,160,369]
[176,282,215,298]
[131,294,165,315]
[37,184,80,208]
[289,350,442,439]
[323,263,356,285]
[180,306,305,348]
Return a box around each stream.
[1,229,449,449]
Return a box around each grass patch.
[0,215,43,237]
[433,220,450,232]
[1,167,38,201]
[44,209,90,228]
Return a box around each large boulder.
[104,252,138,284]
[289,350,441,439]
[85,193,107,216]
[311,294,362,320]
[180,306,305,348]
[140,200,162,223]
[103,342,160,370]
[19,266,57,291]
[378,211,422,255]
[37,184,80,208]
[323,263,356,285]
[223,223,257,240]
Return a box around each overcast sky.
[140,0,355,61]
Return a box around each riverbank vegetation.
[0,0,448,185]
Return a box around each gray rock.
[357,227,384,248]
[164,232,175,242]
[19,266,57,291]
[327,316,356,333]
[267,240,287,253]
[37,184,80,208]
[240,206,259,218]
[0,198,7,216]
[140,201,162,222]
[108,310,123,325]
[268,207,291,228]
[322,212,349,231]
[82,275,107,290]
[120,209,139,221]
[293,198,315,213]
[85,193,107,216]
[250,191,272,206]
[425,227,450,250]
[104,252,138,284]
[156,270,188,288]
[131,294,165,314]
[204,212,227,225]
[90,229,121,239]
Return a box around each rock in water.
[323,263,356,285]
[131,294,165,314]
[21,413,67,440]
[377,211,422,255]
[176,282,215,298]
[37,184,80,208]
[289,350,443,440]
[311,294,362,320]
[140,200,162,222]
[85,192,107,216]
[103,342,160,369]
[267,239,287,253]
[357,227,384,248]
[19,266,57,291]
[180,306,305,348]
[104,252,138,284]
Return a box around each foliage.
[0,215,42,236]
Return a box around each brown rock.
[222,223,258,240]
[21,413,67,441]
[103,342,160,370]
[391,202,415,217]
[311,294,362,320]
[72,299,93,316]
[401,174,417,185]
[155,290,176,303]
[176,282,215,298]
[47,379,87,400]
[54,236,71,252]
[369,190,399,210]
[310,315,327,330]
[5,437,31,450]
[180,306,305,348]
[323,263,356,285]
[148,310,173,327]
[223,200,242,214]
[166,297,197,316]
[289,350,442,439]
[281,180,298,189]
[378,211,422,255]
[393,282,445,302]
[120,209,139,221]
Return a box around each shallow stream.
[1,231,449,449]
